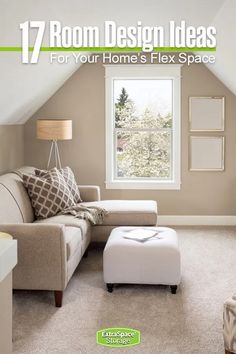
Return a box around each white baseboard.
[158,215,236,226]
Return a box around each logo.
[96,327,141,348]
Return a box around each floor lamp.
[37,119,72,170]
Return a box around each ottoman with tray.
[103,226,181,294]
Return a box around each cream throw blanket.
[60,204,108,225]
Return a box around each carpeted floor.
[13,227,236,354]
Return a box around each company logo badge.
[96,327,141,348]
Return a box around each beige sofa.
[0,167,157,307]
[223,293,236,354]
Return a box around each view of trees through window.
[114,79,173,179]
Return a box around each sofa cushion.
[65,227,82,260]
[0,184,24,223]
[0,173,34,223]
[35,215,90,240]
[35,167,82,203]
[23,169,75,219]
[82,200,157,226]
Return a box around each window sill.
[105,180,181,190]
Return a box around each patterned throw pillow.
[23,169,76,219]
[35,167,82,203]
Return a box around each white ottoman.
[103,227,181,294]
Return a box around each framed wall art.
[189,136,225,171]
[189,97,225,132]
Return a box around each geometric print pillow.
[35,166,82,203]
[60,167,82,203]
[23,169,76,219]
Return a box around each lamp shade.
[37,119,72,140]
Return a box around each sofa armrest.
[223,294,236,353]
[78,185,101,202]
[0,223,67,291]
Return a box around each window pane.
[114,80,172,129]
[116,131,171,178]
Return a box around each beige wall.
[24,62,236,215]
[0,125,24,175]
[0,273,12,354]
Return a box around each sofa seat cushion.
[65,227,82,260]
[34,215,90,240]
[82,200,157,226]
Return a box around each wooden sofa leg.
[83,249,88,258]
[54,291,63,307]
[170,285,177,294]
[225,350,234,354]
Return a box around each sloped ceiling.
[204,0,236,95]
[0,0,234,125]
[0,54,83,124]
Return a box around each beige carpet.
[13,227,236,354]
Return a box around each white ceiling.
[204,0,236,96]
[0,0,235,125]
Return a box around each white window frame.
[105,64,182,190]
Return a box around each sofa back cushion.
[0,172,35,223]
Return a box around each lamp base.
[47,140,62,170]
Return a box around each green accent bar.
[154,47,216,52]
[0,47,22,51]
[0,46,216,52]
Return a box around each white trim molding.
[158,215,236,226]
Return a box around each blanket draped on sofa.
[60,204,107,225]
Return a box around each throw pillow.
[35,166,82,203]
[23,169,76,219]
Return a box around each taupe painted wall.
[0,273,13,354]
[0,125,24,174]
[24,62,236,215]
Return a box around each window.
[105,65,181,190]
